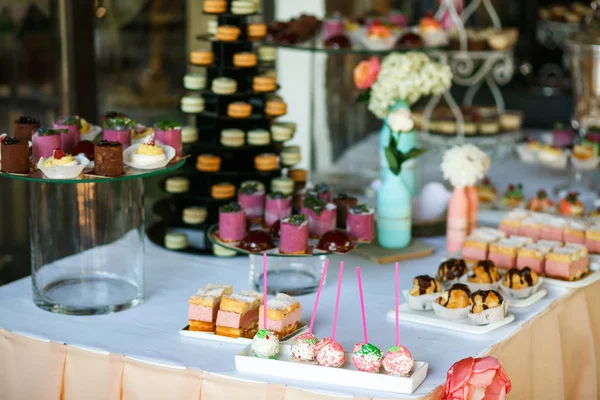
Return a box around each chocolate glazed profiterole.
[437,258,467,282]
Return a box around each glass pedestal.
[0,160,184,315]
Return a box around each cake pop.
[291,331,318,362]
[315,337,345,367]
[382,345,414,376]
[251,328,279,359]
[352,342,382,373]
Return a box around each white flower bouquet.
[441,144,490,188]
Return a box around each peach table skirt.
[1,281,599,400]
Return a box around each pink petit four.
[585,225,600,254]
[518,217,541,241]
[258,293,302,339]
[516,244,552,275]
[346,204,375,241]
[188,284,233,332]
[471,227,506,240]
[53,116,81,153]
[545,247,589,281]
[462,236,493,262]
[154,121,183,157]
[103,117,134,149]
[301,197,337,238]
[264,192,292,227]
[539,217,565,242]
[218,202,247,242]
[314,183,332,203]
[279,215,309,254]
[564,221,586,245]
[32,128,62,162]
[238,181,265,224]
[488,239,524,269]
[499,210,527,236]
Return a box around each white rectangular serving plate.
[235,344,428,394]
[504,288,547,308]
[387,304,515,334]
[543,261,600,288]
[180,324,307,345]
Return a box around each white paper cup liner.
[131,132,155,146]
[571,154,599,171]
[468,301,509,325]
[499,277,543,299]
[516,144,537,164]
[123,142,175,170]
[460,274,501,291]
[431,300,470,320]
[403,290,440,311]
[37,154,90,179]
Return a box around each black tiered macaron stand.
[148,7,292,255]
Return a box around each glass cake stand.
[0,160,185,315]
[207,224,340,296]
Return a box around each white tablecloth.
[0,236,572,399]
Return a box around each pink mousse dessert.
[154,120,182,157]
[53,115,81,153]
[258,293,302,339]
[103,117,135,149]
[585,225,600,253]
[488,238,527,269]
[516,243,553,275]
[32,128,63,162]
[265,192,292,227]
[564,221,586,245]
[188,284,233,332]
[218,202,247,242]
[545,246,589,281]
[301,197,337,238]
[539,217,565,242]
[279,214,309,254]
[315,183,332,203]
[238,181,265,224]
[518,217,541,241]
[462,235,493,261]
[322,14,344,40]
[346,204,375,241]
[215,291,263,339]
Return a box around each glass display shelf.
[259,38,444,55]
[0,159,186,184]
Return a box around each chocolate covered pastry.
[468,260,501,284]
[503,267,538,290]
[435,283,471,309]
[470,290,504,314]
[437,258,467,283]
[409,275,441,297]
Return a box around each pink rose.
[353,57,380,90]
[443,357,511,400]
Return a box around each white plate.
[387,303,515,334]
[81,124,102,141]
[179,324,307,345]
[235,344,428,395]
[543,271,600,288]
[123,142,175,170]
[502,288,547,308]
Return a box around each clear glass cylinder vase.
[249,254,327,296]
[30,179,145,315]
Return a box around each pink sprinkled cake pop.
[315,337,345,367]
[382,345,414,376]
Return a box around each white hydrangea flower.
[441,144,489,188]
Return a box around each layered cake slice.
[488,239,524,269]
[215,291,263,338]
[470,227,506,241]
[564,243,589,267]
[545,246,589,281]
[539,217,565,242]
[258,293,302,339]
[536,240,563,250]
[499,210,528,236]
[188,284,233,332]
[516,243,553,275]
[585,225,600,254]
[518,217,541,241]
[462,236,494,262]
[564,221,587,245]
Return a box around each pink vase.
[465,185,479,234]
[447,187,468,253]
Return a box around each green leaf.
[406,147,427,160]
[385,146,401,175]
[355,88,371,104]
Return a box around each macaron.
[196,154,222,172]
[233,52,258,68]
[165,177,190,193]
[183,73,206,90]
[227,102,252,118]
[258,46,276,62]
[247,23,267,40]
[253,76,277,93]
[207,20,218,35]
[221,128,245,147]
[190,50,214,66]
[255,153,279,171]
[215,25,241,42]
[231,0,257,15]
[247,129,270,146]
[181,126,198,143]
[288,168,308,183]
[181,95,205,113]
[212,183,236,199]
[213,244,237,257]
[281,145,301,166]
[271,177,294,195]
[271,122,296,142]
[265,100,287,117]
[165,232,188,250]
[203,0,227,13]
[212,77,237,95]
[183,207,207,225]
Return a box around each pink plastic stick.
[308,258,329,334]
[331,261,344,341]
[395,262,399,347]
[356,267,368,344]
[262,253,268,330]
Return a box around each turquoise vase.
[376,172,412,249]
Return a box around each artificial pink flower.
[443,357,511,400]
[353,57,380,90]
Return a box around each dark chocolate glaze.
[471,289,504,310]
[415,275,436,295]
[505,267,534,288]
[438,258,467,281]
[474,259,497,282]
[438,283,471,307]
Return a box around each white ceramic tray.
[501,288,547,308]
[235,344,428,394]
[179,324,307,345]
[543,271,600,288]
[387,304,515,334]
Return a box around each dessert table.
[1,233,599,399]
